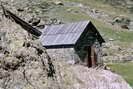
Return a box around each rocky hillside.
[104,0,133,12]
[0,39,132,89]
[0,0,133,89]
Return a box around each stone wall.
[46,48,80,62]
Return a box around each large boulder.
[114,16,130,24]
[29,17,41,26]
[54,1,64,6]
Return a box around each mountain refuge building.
[40,21,105,67]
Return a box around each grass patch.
[66,0,112,9]
[97,24,133,42]
[52,7,91,22]
[107,62,133,86]
[61,0,132,16]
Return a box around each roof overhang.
[44,44,75,49]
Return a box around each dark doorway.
[87,45,97,68]
[87,46,92,67]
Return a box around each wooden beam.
[1,4,42,37]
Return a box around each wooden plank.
[1,5,42,37]
[91,45,97,67]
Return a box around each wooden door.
[87,45,97,68]
[91,45,97,67]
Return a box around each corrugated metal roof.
[40,21,90,47]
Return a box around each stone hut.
[40,21,105,67]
